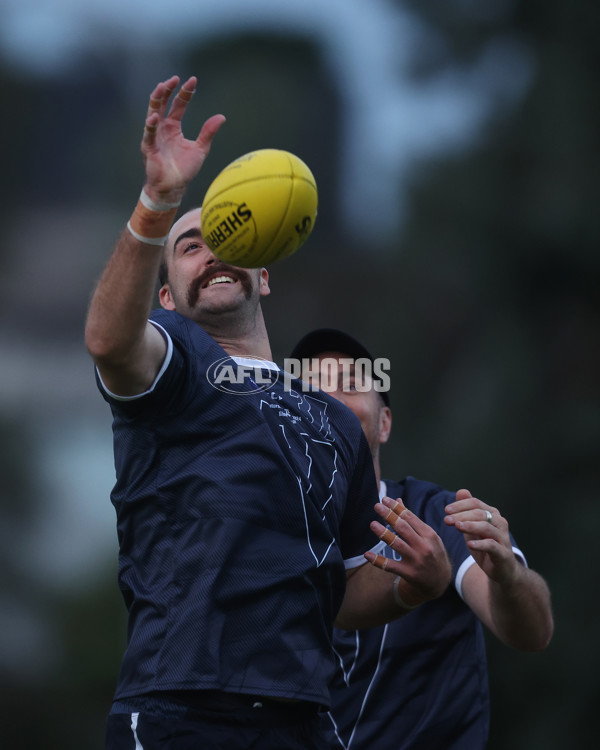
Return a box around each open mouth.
[204,274,237,288]
[187,262,252,308]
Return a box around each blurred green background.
[0,1,597,747]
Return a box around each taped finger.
[378,528,397,546]
[382,498,407,522]
[176,87,195,103]
[369,554,389,571]
[389,499,407,515]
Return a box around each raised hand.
[141,75,226,201]
[365,497,452,606]
[444,488,519,585]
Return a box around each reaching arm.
[445,489,554,651]
[84,75,225,396]
[335,497,452,629]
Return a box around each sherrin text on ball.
[200,149,318,268]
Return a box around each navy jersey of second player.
[98,309,383,707]
[328,477,526,750]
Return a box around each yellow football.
[200,149,318,268]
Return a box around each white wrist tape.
[393,575,420,611]
[126,189,181,246]
[138,189,181,212]
[126,222,169,246]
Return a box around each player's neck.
[205,307,273,361]
[372,453,382,487]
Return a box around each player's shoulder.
[150,308,195,338]
[149,309,221,357]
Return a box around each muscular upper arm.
[93,320,168,397]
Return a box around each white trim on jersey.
[231,355,280,370]
[343,540,386,570]
[455,546,528,600]
[329,623,391,749]
[130,712,144,749]
[96,320,173,401]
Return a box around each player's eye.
[182,242,200,253]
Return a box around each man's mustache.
[187,262,253,307]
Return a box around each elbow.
[84,325,118,365]
[84,325,105,361]
[85,319,136,368]
[531,618,555,653]
[514,617,555,653]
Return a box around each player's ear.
[259,268,270,297]
[159,284,176,310]
[379,405,392,445]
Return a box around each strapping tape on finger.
[370,554,389,570]
[177,89,195,103]
[378,528,397,546]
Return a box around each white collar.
[231,356,279,371]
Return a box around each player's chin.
[195,280,241,303]
[199,291,250,312]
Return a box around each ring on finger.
[484,510,493,524]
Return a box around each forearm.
[466,564,554,651]
[446,490,554,651]
[85,225,164,364]
[489,566,553,651]
[335,563,434,629]
[335,564,408,630]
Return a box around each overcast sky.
[0,0,534,238]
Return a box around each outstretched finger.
[376,525,397,547]
[378,498,432,542]
[364,550,393,571]
[146,76,179,121]
[167,76,198,122]
[142,112,160,146]
[371,522,414,560]
[375,497,407,527]
[196,113,227,149]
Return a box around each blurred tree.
[372,1,599,747]
[184,33,341,242]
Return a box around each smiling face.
[159,208,270,324]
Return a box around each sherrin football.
[200,149,318,268]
